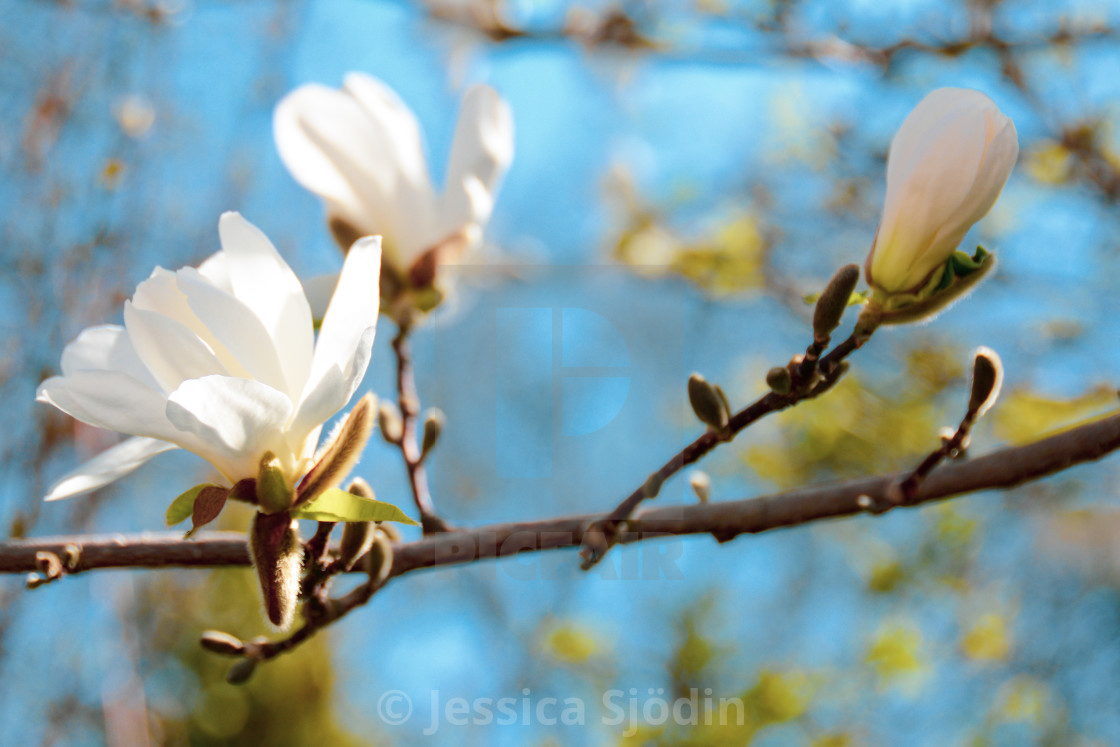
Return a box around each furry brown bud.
[813,264,860,342]
[968,346,1003,419]
[688,373,729,430]
[249,512,303,630]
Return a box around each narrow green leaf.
[290,487,419,526]
[166,484,219,526]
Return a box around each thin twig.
[579,320,870,569]
[391,324,450,534]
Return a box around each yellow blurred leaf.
[991,385,1117,445]
[1025,140,1073,184]
[543,624,602,664]
[996,676,1053,724]
[962,613,1012,662]
[749,669,812,723]
[865,622,926,689]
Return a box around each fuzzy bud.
[339,522,375,572]
[766,367,792,395]
[200,630,246,656]
[297,393,376,505]
[689,471,711,503]
[968,346,1004,419]
[813,264,860,342]
[376,520,402,543]
[249,512,303,630]
[688,373,729,430]
[363,530,395,586]
[378,401,403,444]
[420,408,444,462]
[225,659,257,686]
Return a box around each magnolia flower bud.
[688,373,729,431]
[865,88,1017,316]
[766,367,792,395]
[968,346,1004,419]
[200,630,246,656]
[420,408,444,462]
[688,471,711,503]
[378,401,404,444]
[226,659,257,686]
[813,264,860,342]
[249,512,303,630]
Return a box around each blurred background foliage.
[3,0,1120,744]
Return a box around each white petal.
[197,251,234,293]
[36,371,200,449]
[302,272,340,323]
[218,212,314,398]
[288,363,346,447]
[275,83,374,224]
[293,237,381,440]
[274,75,436,260]
[166,375,294,474]
[59,324,160,390]
[307,237,381,389]
[439,84,514,235]
[44,437,178,501]
[342,73,433,202]
[123,303,229,393]
[131,267,253,379]
[176,270,290,394]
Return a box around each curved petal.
[44,437,178,501]
[301,271,340,323]
[294,237,381,440]
[131,267,253,380]
[123,302,229,393]
[275,83,374,222]
[36,371,198,449]
[59,324,160,390]
[218,212,314,398]
[439,84,514,235]
[176,269,290,394]
[166,375,294,476]
[197,251,234,293]
[306,236,381,393]
[342,73,432,200]
[289,362,346,448]
[886,89,995,182]
[274,74,437,261]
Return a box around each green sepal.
[166,484,222,527]
[872,246,995,325]
[289,487,420,526]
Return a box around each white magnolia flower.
[37,212,382,501]
[866,87,1018,295]
[274,72,514,279]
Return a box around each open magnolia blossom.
[864,87,1018,322]
[274,72,514,310]
[37,212,382,502]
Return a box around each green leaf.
[290,487,419,526]
[166,484,221,526]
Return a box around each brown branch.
[391,325,450,534]
[7,410,1120,577]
